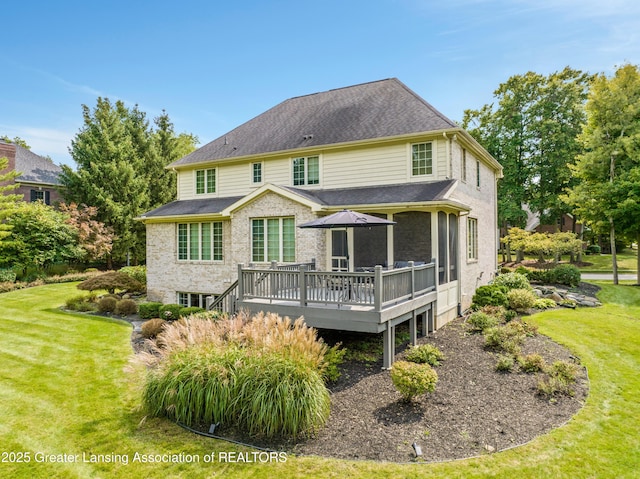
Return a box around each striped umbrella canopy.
[298,209,396,228]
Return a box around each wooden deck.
[235,262,437,368]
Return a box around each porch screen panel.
[393,212,431,266]
[252,220,265,262]
[448,214,458,281]
[438,212,448,284]
[354,212,388,268]
[201,223,212,260]
[282,218,295,262]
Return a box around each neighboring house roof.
[11,143,62,186]
[141,180,461,220]
[170,78,459,168]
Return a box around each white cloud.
[0,124,74,166]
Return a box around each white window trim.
[177,292,216,308]
[467,217,479,262]
[176,222,224,262]
[194,168,218,196]
[251,161,264,185]
[408,141,435,181]
[291,155,321,187]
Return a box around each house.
[0,140,63,205]
[140,79,503,367]
[523,204,583,236]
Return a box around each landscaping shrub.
[139,302,163,320]
[138,312,334,439]
[390,360,438,402]
[548,264,581,287]
[484,323,526,355]
[77,272,144,294]
[405,344,445,366]
[97,296,118,313]
[0,269,17,283]
[519,353,546,373]
[471,284,509,308]
[65,293,97,312]
[115,298,138,316]
[320,344,346,382]
[159,304,184,321]
[119,265,147,285]
[525,268,552,283]
[547,360,579,383]
[585,244,601,255]
[537,360,579,397]
[179,306,205,318]
[492,272,532,291]
[495,354,515,372]
[141,318,167,339]
[467,311,499,333]
[507,288,538,312]
[479,305,509,322]
[534,298,557,310]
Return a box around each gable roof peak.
[171,78,458,168]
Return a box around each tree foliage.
[59,202,115,261]
[0,156,21,242]
[501,227,582,263]
[0,201,82,272]
[77,271,144,294]
[565,64,640,283]
[0,135,30,149]
[463,68,591,229]
[60,99,197,265]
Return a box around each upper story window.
[476,160,481,188]
[411,142,433,176]
[252,162,263,184]
[467,217,478,261]
[292,156,319,186]
[195,168,216,194]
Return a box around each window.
[412,142,433,176]
[178,292,216,308]
[468,217,478,261]
[195,168,216,194]
[476,161,481,188]
[462,149,467,182]
[251,217,295,262]
[177,222,223,261]
[292,156,319,186]
[30,189,50,205]
[252,162,263,184]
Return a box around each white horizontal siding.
[218,163,249,197]
[436,139,448,179]
[178,170,195,199]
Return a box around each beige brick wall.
[145,191,326,304]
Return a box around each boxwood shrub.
[548,264,581,287]
[472,284,509,308]
[179,306,205,318]
[139,302,163,320]
[159,304,184,321]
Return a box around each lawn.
[0,282,638,478]
[578,250,637,273]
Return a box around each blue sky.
[2,0,638,166]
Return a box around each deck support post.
[382,321,395,369]
[410,310,418,346]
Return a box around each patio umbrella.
[298,209,396,229]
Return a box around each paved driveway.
[582,273,637,281]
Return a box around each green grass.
[579,250,637,273]
[1,282,639,478]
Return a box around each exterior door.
[331,229,349,272]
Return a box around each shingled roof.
[170,78,458,168]
[11,143,62,185]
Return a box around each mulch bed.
[128,285,593,463]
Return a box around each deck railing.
[238,261,436,311]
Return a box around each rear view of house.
[141,78,503,366]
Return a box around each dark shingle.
[13,144,62,185]
[283,180,457,207]
[141,196,243,218]
[171,79,457,167]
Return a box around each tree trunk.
[610,218,618,285]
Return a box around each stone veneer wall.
[145,191,326,304]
